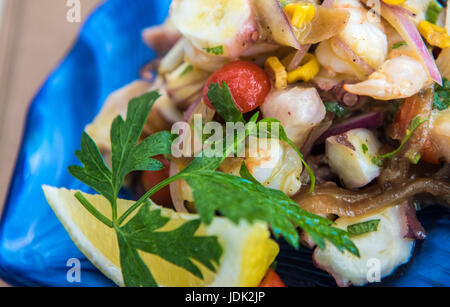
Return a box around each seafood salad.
[43,0,450,287]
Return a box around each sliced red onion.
[142,23,181,56]
[316,112,382,144]
[139,58,160,82]
[169,160,189,213]
[283,0,336,72]
[287,45,311,72]
[184,97,202,122]
[380,2,442,85]
[253,0,301,49]
[301,117,333,156]
[321,0,336,8]
[183,98,216,124]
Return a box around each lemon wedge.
[42,185,279,287]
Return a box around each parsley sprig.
[69,92,222,287]
[69,85,359,286]
[372,116,428,166]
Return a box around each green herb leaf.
[116,201,222,287]
[253,118,316,192]
[170,107,353,255]
[324,101,347,118]
[362,143,369,155]
[69,91,223,287]
[347,219,380,237]
[207,81,245,123]
[69,92,174,217]
[130,131,176,171]
[179,170,358,255]
[110,92,162,194]
[372,115,428,166]
[203,46,224,55]
[426,0,443,24]
[179,64,194,77]
[434,78,450,111]
[392,41,407,50]
[182,113,258,175]
[239,161,261,185]
[69,132,115,204]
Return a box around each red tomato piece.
[141,155,172,207]
[203,61,271,114]
[259,269,286,287]
[392,96,440,164]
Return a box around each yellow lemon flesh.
[42,186,279,287]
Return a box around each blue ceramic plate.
[0,0,448,287]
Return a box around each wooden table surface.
[0,0,102,287]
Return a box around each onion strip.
[380,2,442,85]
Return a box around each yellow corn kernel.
[284,3,316,29]
[381,0,407,5]
[265,57,288,89]
[418,20,450,49]
[287,53,320,83]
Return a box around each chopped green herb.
[392,41,407,50]
[434,78,450,111]
[362,143,369,154]
[179,64,194,77]
[324,101,347,118]
[207,81,245,123]
[372,115,428,166]
[347,219,381,237]
[426,1,443,24]
[203,45,224,55]
[411,153,422,164]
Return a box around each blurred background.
[0,0,102,286]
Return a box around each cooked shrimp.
[316,0,388,79]
[344,55,429,100]
[344,27,430,100]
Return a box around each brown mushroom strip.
[294,178,450,217]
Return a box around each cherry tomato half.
[259,269,286,287]
[141,155,172,207]
[203,61,271,114]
